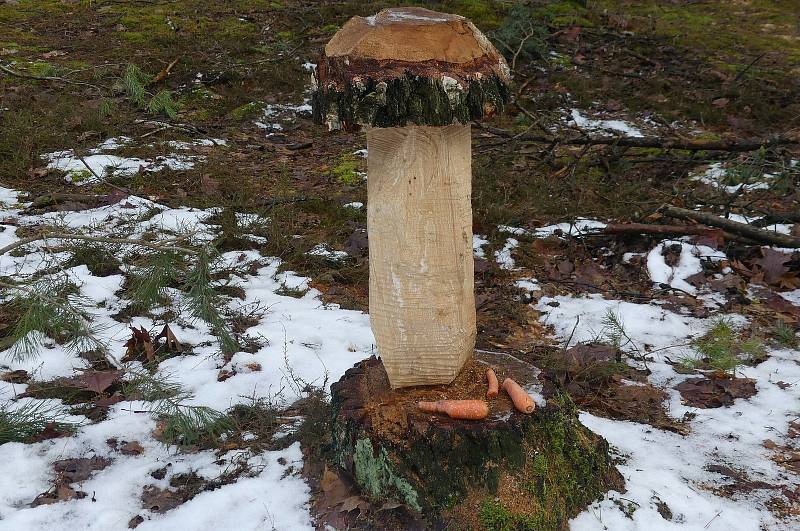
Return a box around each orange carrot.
[502,378,535,414]
[486,368,499,398]
[417,400,489,420]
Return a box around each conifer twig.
[0,232,198,256]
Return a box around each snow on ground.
[646,240,726,294]
[536,294,800,530]
[2,181,800,529]
[498,218,608,238]
[0,186,372,530]
[473,234,488,259]
[42,137,226,185]
[495,237,519,270]
[255,100,312,132]
[691,163,772,194]
[569,109,645,137]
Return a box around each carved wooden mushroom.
[312,6,511,388]
[314,9,622,525]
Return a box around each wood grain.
[367,124,476,388]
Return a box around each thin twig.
[0,232,199,256]
[0,63,108,91]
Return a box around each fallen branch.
[660,206,800,248]
[600,223,724,237]
[0,232,199,256]
[0,63,107,91]
[479,124,800,152]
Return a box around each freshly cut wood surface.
[367,124,476,388]
[325,7,500,65]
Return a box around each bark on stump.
[329,355,623,528]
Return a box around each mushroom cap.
[312,7,511,131]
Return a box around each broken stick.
[660,206,800,248]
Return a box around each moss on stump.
[329,356,623,529]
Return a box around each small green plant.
[116,63,181,119]
[147,89,179,119]
[128,250,186,310]
[123,369,231,448]
[681,319,766,375]
[122,369,192,403]
[600,309,645,363]
[771,321,798,348]
[160,405,233,447]
[0,400,79,444]
[6,276,107,362]
[66,242,121,276]
[330,153,362,185]
[121,63,148,107]
[229,101,264,121]
[275,282,308,298]
[490,4,549,67]
[478,499,514,531]
[182,249,238,355]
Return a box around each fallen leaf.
[141,485,185,513]
[30,483,83,507]
[750,248,791,285]
[339,495,369,513]
[121,441,144,456]
[675,377,757,408]
[67,370,122,394]
[29,422,72,442]
[41,50,67,59]
[53,456,112,482]
[155,324,182,352]
[320,466,351,508]
[151,57,180,84]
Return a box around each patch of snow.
[473,234,488,259]
[497,225,528,236]
[515,278,540,292]
[646,240,726,294]
[535,218,607,238]
[692,163,772,194]
[495,238,518,270]
[307,243,348,262]
[0,181,381,528]
[570,109,644,138]
[535,293,799,528]
[781,289,800,306]
[622,252,644,264]
[41,137,224,185]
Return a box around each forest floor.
[1,0,799,529]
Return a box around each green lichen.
[353,438,421,512]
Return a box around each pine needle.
[183,249,238,355]
[128,250,185,310]
[122,64,148,107]
[0,400,79,444]
[147,90,179,119]
[6,276,107,362]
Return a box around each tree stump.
[329,354,623,529]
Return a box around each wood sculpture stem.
[367,124,476,388]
